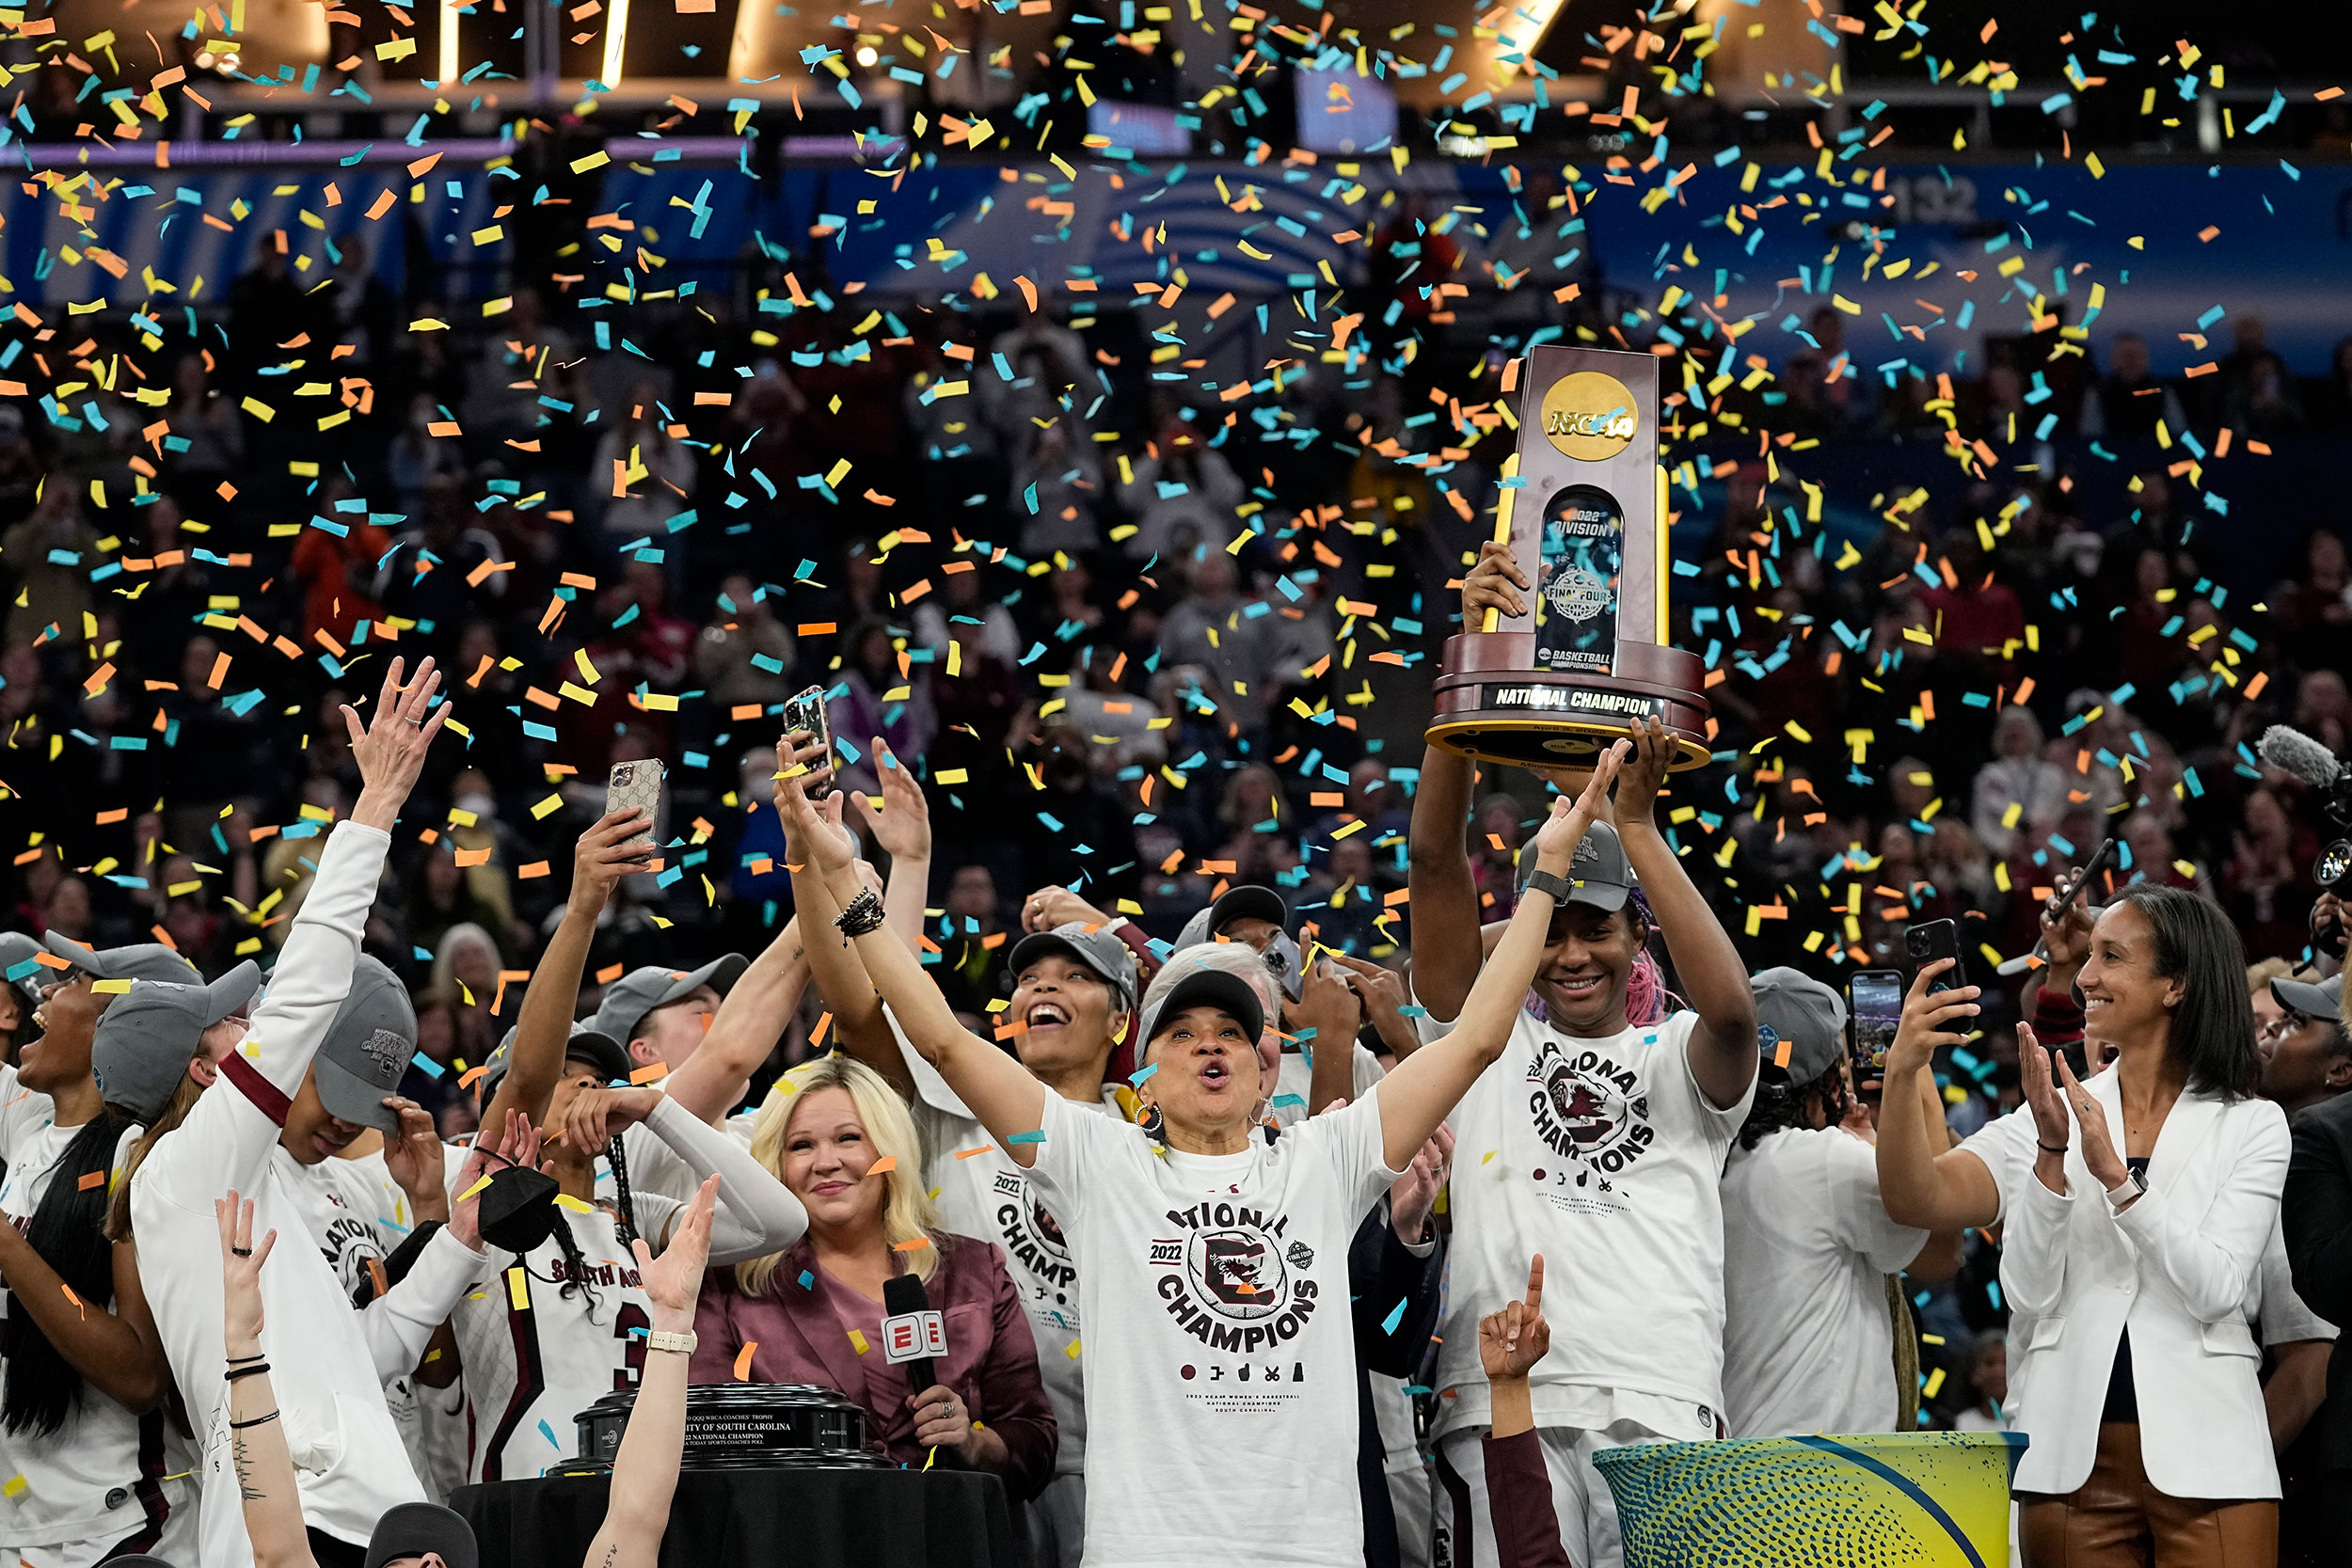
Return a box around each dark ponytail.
[5,1109,134,1435]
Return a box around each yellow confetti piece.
[1,1474,26,1497]
[458,1175,494,1202]
[1064,1338,1082,1360]
[506,1267,532,1311]
[848,1329,868,1355]
[554,1195,597,1213]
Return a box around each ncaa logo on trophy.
[1427,347,1712,771]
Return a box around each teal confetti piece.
[1006,1131,1046,1145]
[1381,1299,1407,1335]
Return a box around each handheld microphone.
[881,1272,945,1405]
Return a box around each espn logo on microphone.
[881,1309,948,1366]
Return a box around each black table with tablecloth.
[452,1465,1017,1568]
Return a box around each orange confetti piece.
[629,1063,667,1085]
[866,1156,898,1176]
[734,1341,756,1380]
[75,1170,105,1191]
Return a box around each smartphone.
[782,684,834,793]
[606,760,664,855]
[1846,968,1904,1084]
[1904,918,1966,994]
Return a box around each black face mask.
[474,1164,562,1255]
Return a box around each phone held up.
[1844,968,1904,1093]
[1904,917,1966,994]
[606,760,664,859]
[782,684,834,796]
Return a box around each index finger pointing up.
[1524,1254,1544,1317]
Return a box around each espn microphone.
[881,1272,942,1402]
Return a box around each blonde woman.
[690,1055,1057,1492]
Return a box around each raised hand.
[633,1174,717,1330]
[774,752,856,877]
[1531,740,1628,873]
[1463,538,1530,624]
[559,1085,664,1155]
[450,1109,542,1251]
[779,725,836,800]
[342,657,447,824]
[1022,884,1114,934]
[571,808,654,913]
[2040,867,2098,987]
[1389,1121,1454,1243]
[381,1096,452,1220]
[1882,960,1980,1081]
[850,736,932,863]
[1477,1256,1549,1381]
[2056,1052,2126,1192]
[215,1191,278,1358]
[2018,1023,2072,1159]
[1611,716,1676,830]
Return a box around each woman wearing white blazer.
[2004,884,2287,1566]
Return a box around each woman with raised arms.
[773,736,1629,1568]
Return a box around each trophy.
[1426,345,1712,771]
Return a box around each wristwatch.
[1523,867,1576,905]
[2102,1169,2147,1211]
[645,1328,699,1356]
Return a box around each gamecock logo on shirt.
[1151,1200,1322,1353]
[1525,1037,1657,1177]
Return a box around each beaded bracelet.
[834,888,886,938]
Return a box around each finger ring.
[231,1246,253,1257]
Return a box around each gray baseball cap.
[0,933,46,1004]
[589,955,748,1044]
[312,957,419,1132]
[92,961,262,1121]
[2272,972,2344,1024]
[1752,966,1847,1085]
[478,1020,634,1101]
[1006,922,1139,1012]
[41,931,200,985]
[1515,821,1633,911]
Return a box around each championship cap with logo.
[313,956,420,1132]
[1514,821,1633,911]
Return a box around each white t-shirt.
[1412,1004,1754,1441]
[280,1148,398,1303]
[1027,1087,1399,1568]
[0,1096,191,1550]
[1720,1125,1927,1436]
[454,1199,674,1481]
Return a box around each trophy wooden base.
[1427,634,1714,771]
